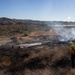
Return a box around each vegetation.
[0,45,74,75]
[0,17,75,75]
[0,17,75,36]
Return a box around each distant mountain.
[0,17,46,26]
[0,17,75,25]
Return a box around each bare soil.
[0,31,74,75]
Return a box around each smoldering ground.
[48,24,75,41]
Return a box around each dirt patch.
[29,31,59,36]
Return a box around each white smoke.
[50,24,75,41]
[68,17,71,20]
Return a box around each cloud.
[68,17,71,19]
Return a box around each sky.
[0,0,75,21]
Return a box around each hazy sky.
[0,0,75,21]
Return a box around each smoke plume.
[50,24,75,41]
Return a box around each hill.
[0,17,75,36]
[0,17,75,25]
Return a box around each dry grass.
[0,45,74,75]
[29,31,59,36]
[16,37,35,43]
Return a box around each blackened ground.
[0,44,74,75]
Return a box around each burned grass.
[0,45,74,75]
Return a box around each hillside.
[0,17,75,75]
[0,17,75,25]
[0,17,49,36]
[0,43,74,75]
[0,17,75,36]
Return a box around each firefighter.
[70,44,75,68]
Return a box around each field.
[0,32,74,75]
[0,43,74,75]
[0,18,75,75]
